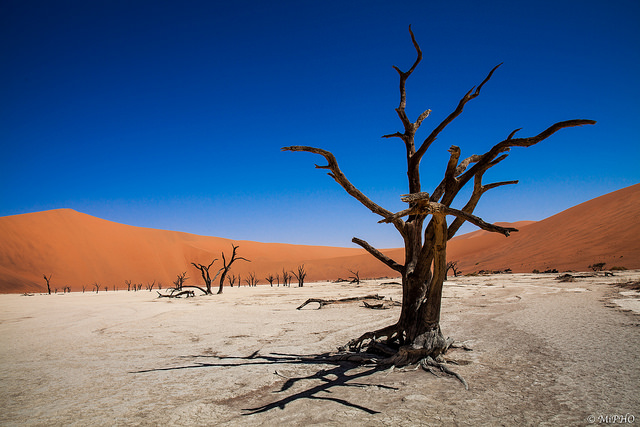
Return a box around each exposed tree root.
[334,323,469,388]
[420,356,469,390]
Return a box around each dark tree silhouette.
[173,272,188,291]
[348,269,361,284]
[217,244,250,294]
[266,273,276,287]
[245,272,259,287]
[283,26,595,368]
[191,258,220,294]
[446,261,461,278]
[282,268,291,287]
[292,265,307,287]
[43,274,52,295]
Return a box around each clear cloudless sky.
[1,0,639,248]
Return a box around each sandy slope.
[446,183,640,274]
[0,209,396,293]
[1,184,639,293]
[1,271,638,425]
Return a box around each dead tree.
[266,274,276,287]
[281,268,291,287]
[217,244,250,294]
[446,261,461,278]
[93,282,100,294]
[173,272,188,291]
[588,262,606,272]
[348,269,361,284]
[292,265,307,287]
[227,274,237,287]
[191,258,220,294]
[43,274,52,295]
[245,272,259,287]
[283,26,595,369]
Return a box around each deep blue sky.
[1,0,639,247]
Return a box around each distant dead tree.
[281,268,291,287]
[82,284,86,293]
[217,244,250,294]
[589,262,606,272]
[266,273,275,287]
[93,282,100,293]
[173,272,188,291]
[446,261,462,278]
[283,26,595,376]
[103,286,108,293]
[125,280,131,292]
[43,274,52,295]
[276,273,280,287]
[227,274,237,287]
[292,265,307,287]
[145,281,156,292]
[348,269,361,284]
[191,258,220,294]
[245,272,259,287]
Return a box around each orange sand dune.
[1,184,638,293]
[445,183,640,274]
[0,209,397,293]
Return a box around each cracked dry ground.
[1,271,638,426]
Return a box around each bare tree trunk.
[292,265,307,287]
[43,274,52,295]
[192,258,219,294]
[217,244,250,294]
[283,26,595,368]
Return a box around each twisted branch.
[352,237,404,273]
[282,146,404,232]
[411,63,503,169]
[381,194,518,237]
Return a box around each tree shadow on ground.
[131,351,397,415]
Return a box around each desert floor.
[1,271,639,426]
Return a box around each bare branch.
[412,63,503,167]
[415,109,432,127]
[439,204,518,237]
[282,146,402,227]
[483,180,519,192]
[455,154,482,177]
[384,194,518,237]
[507,128,522,140]
[352,237,404,273]
[381,132,405,140]
[394,25,422,113]
[458,119,596,186]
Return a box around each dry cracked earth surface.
[1,271,639,426]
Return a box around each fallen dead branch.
[363,300,401,310]
[296,294,385,310]
[156,290,195,298]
